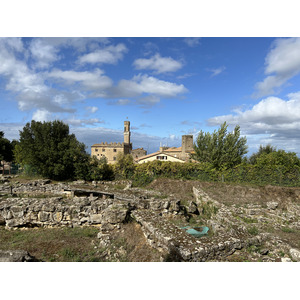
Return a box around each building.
[136,151,186,164]
[91,120,147,164]
[91,121,132,164]
[137,135,195,164]
[131,148,147,161]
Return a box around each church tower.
[123,120,132,154]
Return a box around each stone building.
[91,121,147,164]
[91,121,132,164]
[131,148,147,161]
[137,135,195,164]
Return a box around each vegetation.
[1,120,300,187]
[193,122,248,170]
[0,131,14,162]
[14,120,90,180]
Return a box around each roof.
[137,151,185,162]
[163,147,182,152]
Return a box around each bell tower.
[123,120,132,154]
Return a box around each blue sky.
[1,37,300,155]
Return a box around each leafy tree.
[249,144,276,164]
[255,149,300,170]
[114,153,135,179]
[15,120,89,180]
[193,122,248,170]
[89,156,115,181]
[0,131,14,162]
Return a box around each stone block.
[289,248,300,262]
[38,211,49,222]
[53,211,63,223]
[90,214,102,224]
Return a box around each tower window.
[113,149,117,152]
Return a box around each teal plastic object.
[181,226,209,238]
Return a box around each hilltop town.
[91,120,195,164]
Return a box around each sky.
[2,36,300,155]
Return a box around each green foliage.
[0,131,14,162]
[247,226,259,235]
[89,156,115,181]
[193,122,248,170]
[249,144,276,164]
[114,153,136,179]
[15,120,89,180]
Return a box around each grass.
[281,226,296,233]
[0,226,101,262]
[247,226,259,236]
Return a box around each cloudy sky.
[1,36,300,155]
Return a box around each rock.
[267,201,279,210]
[281,257,292,262]
[186,201,198,214]
[101,205,129,224]
[38,211,49,222]
[73,180,85,185]
[289,248,300,262]
[259,248,269,255]
[0,250,37,262]
[90,214,102,224]
[0,214,6,225]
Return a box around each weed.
[281,226,295,233]
[247,226,259,235]
[242,217,258,224]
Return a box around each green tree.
[15,120,89,180]
[249,144,276,164]
[193,122,248,170]
[89,156,115,181]
[0,131,14,162]
[114,153,135,179]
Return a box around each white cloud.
[183,38,201,47]
[29,39,59,69]
[133,53,183,74]
[207,66,226,77]
[78,43,127,65]
[32,109,52,122]
[47,68,113,91]
[137,95,160,107]
[207,93,300,153]
[114,74,188,98]
[86,106,98,113]
[66,117,104,127]
[255,37,300,97]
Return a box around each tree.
[89,156,115,181]
[249,144,276,164]
[15,120,89,180]
[193,122,248,170]
[0,131,14,162]
[114,153,135,179]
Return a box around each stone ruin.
[1,177,284,262]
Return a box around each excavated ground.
[1,176,300,262]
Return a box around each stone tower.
[182,135,193,153]
[123,120,132,154]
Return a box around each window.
[113,157,117,161]
[113,149,117,152]
[156,156,167,160]
[95,149,98,152]
[102,148,105,152]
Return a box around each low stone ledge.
[0,250,37,262]
[131,209,266,262]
